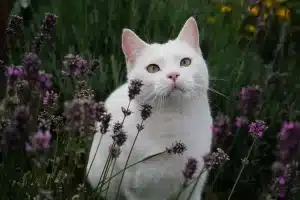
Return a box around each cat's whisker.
[207,88,229,99]
[209,77,228,82]
[191,82,229,100]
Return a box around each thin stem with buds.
[84,134,103,181]
[94,101,132,191]
[115,120,145,200]
[227,138,257,200]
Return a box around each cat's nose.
[167,72,180,82]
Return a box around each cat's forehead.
[139,40,197,64]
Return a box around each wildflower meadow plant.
[1,0,300,198]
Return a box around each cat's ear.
[122,28,148,65]
[176,17,200,52]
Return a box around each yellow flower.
[276,7,290,20]
[245,25,256,33]
[220,6,232,13]
[264,0,273,8]
[248,6,259,16]
[207,17,216,24]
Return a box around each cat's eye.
[146,64,160,73]
[180,57,192,67]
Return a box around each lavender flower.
[166,141,187,155]
[212,112,232,136]
[26,126,52,152]
[99,113,111,134]
[62,54,89,77]
[95,102,107,122]
[140,104,152,121]
[113,122,123,134]
[32,13,58,53]
[268,122,300,199]
[204,148,229,169]
[39,72,52,90]
[121,106,132,117]
[128,79,143,100]
[237,85,262,119]
[112,130,127,146]
[112,128,127,146]
[248,120,268,137]
[42,90,58,106]
[270,162,298,199]
[235,116,248,128]
[6,15,23,40]
[109,144,121,158]
[6,65,24,78]
[64,99,97,136]
[183,158,198,180]
[279,122,300,164]
[90,59,101,72]
[23,53,41,79]
[74,80,94,100]
[42,13,57,32]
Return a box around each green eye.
[180,57,192,67]
[146,64,160,73]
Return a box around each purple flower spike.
[235,116,248,128]
[279,176,285,185]
[6,65,24,78]
[212,112,232,136]
[62,54,89,77]
[23,53,41,76]
[39,72,52,90]
[7,67,14,76]
[248,120,268,138]
[237,85,262,119]
[279,122,300,164]
[27,127,52,153]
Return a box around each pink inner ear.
[122,29,147,63]
[177,17,200,50]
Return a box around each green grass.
[3,0,300,199]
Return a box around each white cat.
[86,16,213,200]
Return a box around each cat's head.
[121,17,209,105]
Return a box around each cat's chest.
[126,154,185,198]
[144,112,194,137]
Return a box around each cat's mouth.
[167,85,185,96]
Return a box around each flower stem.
[84,133,103,181]
[105,158,117,199]
[93,150,166,197]
[115,120,144,200]
[94,101,131,191]
[100,151,165,190]
[227,138,257,200]
[186,167,206,200]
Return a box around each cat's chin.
[166,87,185,97]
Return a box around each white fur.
[86,17,213,200]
